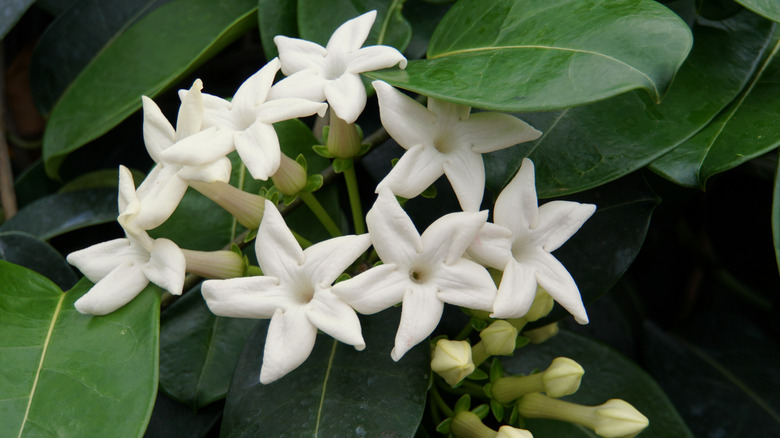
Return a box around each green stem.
[342,163,366,235]
[292,230,313,249]
[299,192,342,237]
[431,385,455,418]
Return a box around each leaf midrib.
[313,339,339,437]
[376,0,404,46]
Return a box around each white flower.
[190,58,327,181]
[332,188,496,361]
[67,166,185,315]
[372,80,542,211]
[467,158,596,324]
[269,10,407,124]
[201,200,371,384]
[137,79,234,230]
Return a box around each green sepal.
[282,194,298,205]
[467,368,489,381]
[295,153,308,172]
[435,418,452,435]
[355,143,371,157]
[332,158,354,173]
[490,399,505,422]
[472,404,489,419]
[483,382,493,399]
[321,125,330,143]
[489,358,505,382]
[515,335,530,349]
[230,243,242,255]
[508,404,520,427]
[302,174,324,193]
[373,260,384,267]
[390,157,399,166]
[264,186,282,205]
[335,273,351,284]
[470,317,488,332]
[243,228,257,243]
[420,184,437,199]
[245,265,263,277]
[454,394,471,413]
[354,123,364,141]
[312,144,335,158]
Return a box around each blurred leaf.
[42,0,258,179]
[0,231,77,290]
[221,308,429,437]
[0,0,34,40]
[774,154,780,273]
[31,0,168,115]
[736,0,780,22]
[144,392,223,438]
[0,266,159,438]
[298,0,412,50]
[58,168,146,193]
[257,0,297,59]
[480,10,774,198]
[14,160,61,209]
[160,286,258,409]
[504,329,693,438]
[35,0,79,15]
[650,38,780,188]
[0,187,117,240]
[369,0,692,112]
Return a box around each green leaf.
[649,37,780,188]
[159,286,258,409]
[736,0,780,22]
[482,10,775,198]
[30,0,162,115]
[59,168,146,193]
[258,0,297,58]
[504,329,693,438]
[148,188,235,251]
[14,160,61,209]
[0,231,78,290]
[0,264,159,438]
[221,308,429,436]
[368,0,692,112]
[774,154,780,273]
[298,0,412,50]
[144,392,223,438]
[42,0,258,179]
[0,0,34,40]
[0,187,117,240]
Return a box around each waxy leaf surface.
[737,0,780,22]
[0,231,77,290]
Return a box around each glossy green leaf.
[0,187,117,240]
[30,0,163,115]
[650,38,780,188]
[14,161,61,209]
[774,154,780,274]
[0,231,77,290]
[298,0,412,50]
[0,0,34,40]
[0,264,159,438]
[42,0,258,179]
[148,188,235,251]
[59,168,146,193]
[480,10,774,198]
[36,0,78,16]
[737,0,780,22]
[221,308,429,437]
[403,0,451,59]
[144,393,223,438]
[257,0,297,59]
[504,330,693,438]
[368,0,692,112]
[160,286,258,409]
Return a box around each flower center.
[324,57,347,80]
[409,268,428,284]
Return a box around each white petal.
[534,201,596,252]
[347,45,407,73]
[442,148,486,211]
[142,96,175,162]
[260,307,318,384]
[332,263,407,314]
[391,284,444,361]
[491,259,537,319]
[530,250,588,324]
[373,80,436,149]
[201,93,239,130]
[267,70,327,102]
[466,222,514,270]
[117,165,138,214]
[274,36,327,75]
[175,79,204,141]
[74,261,149,315]
[67,238,146,283]
[160,127,235,166]
[376,143,446,200]
[232,59,280,113]
[494,158,538,235]
[302,234,371,287]
[255,97,328,123]
[428,98,470,122]
[366,188,422,265]
[255,200,304,285]
[202,276,297,318]
[463,112,542,153]
[234,122,281,180]
[143,238,185,295]
[421,210,487,266]
[433,259,496,311]
[325,10,376,55]
[307,289,365,349]
[177,157,232,183]
[324,73,366,124]
[132,165,188,230]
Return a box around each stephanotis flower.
[332,188,496,361]
[201,200,371,384]
[467,159,596,324]
[269,10,407,124]
[372,80,542,211]
[137,79,234,230]
[67,166,186,315]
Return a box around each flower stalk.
[181,249,246,279]
[189,180,265,230]
[492,357,584,403]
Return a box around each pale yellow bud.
[188,180,265,230]
[182,249,245,279]
[496,425,534,438]
[591,399,649,438]
[272,154,308,196]
[542,357,584,398]
[524,322,559,344]
[479,320,518,356]
[450,411,495,438]
[326,113,362,158]
[524,288,555,322]
[431,339,475,386]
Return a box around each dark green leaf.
[221,308,429,437]
[59,168,146,193]
[160,286,258,409]
[402,0,451,59]
[650,38,780,188]
[257,0,297,58]
[36,0,78,16]
[0,264,159,437]
[13,160,61,209]
[148,188,235,251]
[736,0,780,22]
[42,0,258,179]
[144,392,223,438]
[0,231,77,290]
[481,10,774,197]
[369,0,692,112]
[504,329,693,438]
[0,0,34,40]
[774,154,780,273]
[30,0,165,115]
[0,187,117,240]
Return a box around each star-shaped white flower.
[372,80,542,211]
[190,58,327,180]
[269,10,407,124]
[67,166,186,315]
[137,79,234,230]
[467,159,596,324]
[201,200,371,383]
[332,188,496,361]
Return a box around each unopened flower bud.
[450,411,495,438]
[431,339,475,386]
[491,357,583,403]
[591,399,649,438]
[326,113,362,158]
[480,320,518,355]
[182,249,245,279]
[524,288,555,322]
[496,426,534,438]
[188,180,266,230]
[272,154,308,196]
[524,322,559,344]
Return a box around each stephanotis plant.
[3,0,776,437]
